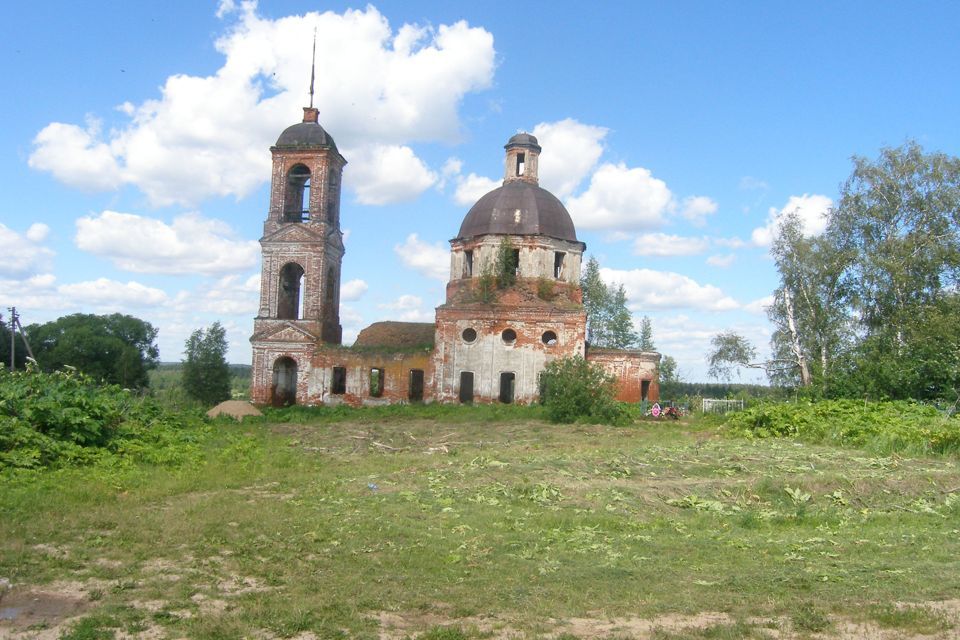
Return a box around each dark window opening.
[369,367,384,397]
[327,199,336,224]
[641,380,651,402]
[554,252,565,279]
[462,327,477,343]
[464,250,473,277]
[516,152,525,176]
[277,262,305,320]
[331,366,346,395]
[271,357,297,407]
[284,164,311,222]
[512,249,520,276]
[541,330,558,346]
[501,328,517,344]
[459,371,474,404]
[409,369,424,402]
[499,372,515,404]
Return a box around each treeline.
[712,141,960,402]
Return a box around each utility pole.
[6,307,35,370]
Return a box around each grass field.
[2,410,960,639]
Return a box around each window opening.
[326,268,336,300]
[541,330,558,346]
[271,357,297,407]
[516,152,525,177]
[499,372,515,404]
[369,367,384,397]
[464,250,473,277]
[459,371,474,404]
[641,380,651,402]
[501,328,517,344]
[331,366,346,395]
[554,252,565,279]
[277,263,305,319]
[462,327,477,343]
[285,164,311,221]
[512,249,520,276]
[409,369,424,402]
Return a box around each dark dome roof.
[274,122,338,150]
[457,181,578,242]
[506,132,540,149]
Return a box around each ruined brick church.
[250,105,660,406]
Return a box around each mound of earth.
[206,400,263,420]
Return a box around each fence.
[701,398,745,414]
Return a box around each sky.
[2,1,959,382]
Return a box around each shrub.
[539,356,628,424]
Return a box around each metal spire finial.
[309,28,317,109]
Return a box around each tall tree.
[26,313,159,388]
[182,322,231,406]
[637,316,655,351]
[606,284,639,349]
[707,331,759,382]
[580,256,611,346]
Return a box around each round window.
[501,328,517,344]
[461,327,477,343]
[541,330,558,345]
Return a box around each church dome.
[456,181,579,242]
[274,121,338,150]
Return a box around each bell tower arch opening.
[284,164,311,222]
[277,262,305,320]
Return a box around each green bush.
[0,366,206,470]
[724,399,960,455]
[538,356,629,425]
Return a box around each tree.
[638,316,655,351]
[539,356,626,424]
[580,256,638,349]
[182,322,231,406]
[494,237,517,289]
[707,331,760,382]
[0,315,27,371]
[26,313,159,388]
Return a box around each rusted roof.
[352,321,435,349]
[505,132,541,151]
[456,181,579,242]
[274,122,338,151]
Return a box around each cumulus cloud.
[29,4,495,206]
[378,294,433,322]
[75,211,259,275]
[170,273,261,315]
[706,253,736,268]
[0,223,56,278]
[394,233,449,281]
[58,278,169,308]
[345,144,438,205]
[566,163,673,231]
[751,194,832,247]
[678,195,718,227]
[600,267,739,312]
[532,118,607,198]
[632,233,710,257]
[453,173,499,206]
[340,278,369,301]
[744,295,774,315]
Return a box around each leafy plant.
[538,355,629,424]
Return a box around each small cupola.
[503,133,541,185]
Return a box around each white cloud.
[600,267,740,312]
[453,173,499,206]
[706,253,736,268]
[0,223,55,278]
[532,118,607,198]
[678,195,718,227]
[566,163,673,231]
[739,176,769,191]
[714,236,747,249]
[75,211,259,275]
[340,278,369,301]
[394,233,449,281]
[378,293,433,322]
[170,273,261,315]
[57,278,169,307]
[29,5,495,206]
[744,295,774,315]
[632,233,710,257]
[345,144,438,205]
[751,194,832,247]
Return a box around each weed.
[868,603,953,634]
[791,602,830,632]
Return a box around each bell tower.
[250,89,347,404]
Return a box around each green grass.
[2,412,960,638]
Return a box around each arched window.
[326,268,337,300]
[272,357,297,406]
[284,164,311,221]
[278,262,305,319]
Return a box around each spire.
[303,29,320,124]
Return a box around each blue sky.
[2,1,959,381]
